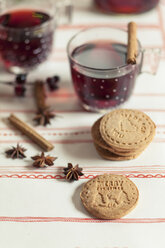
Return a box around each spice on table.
[34,80,47,111]
[15,74,27,97]
[16,74,27,85]
[34,80,55,126]
[31,152,57,168]
[46,75,60,91]
[127,22,137,64]
[64,163,84,181]
[33,108,55,126]
[8,114,54,151]
[5,143,26,159]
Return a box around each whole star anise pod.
[64,163,84,181]
[33,108,55,126]
[5,143,26,159]
[31,152,57,168]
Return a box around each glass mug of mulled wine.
[67,27,161,112]
[94,0,159,14]
[0,0,72,74]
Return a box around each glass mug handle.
[141,48,161,75]
[55,0,73,25]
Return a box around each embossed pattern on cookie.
[92,117,145,156]
[80,174,139,219]
[100,109,156,150]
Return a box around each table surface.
[0,1,165,247]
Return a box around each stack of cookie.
[91,109,156,161]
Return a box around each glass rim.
[0,8,55,32]
[67,26,142,72]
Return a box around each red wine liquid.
[0,9,53,71]
[70,42,140,110]
[95,0,159,14]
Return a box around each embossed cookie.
[100,109,156,151]
[94,143,143,161]
[92,117,145,157]
[80,174,139,219]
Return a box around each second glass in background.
[94,0,159,14]
[0,0,72,74]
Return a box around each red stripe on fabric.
[1,130,165,136]
[0,165,165,169]
[0,138,164,144]
[0,174,165,180]
[0,170,165,175]
[0,131,91,136]
[1,108,165,113]
[0,109,83,113]
[0,216,164,223]
[57,23,160,30]
[0,125,165,131]
[0,139,93,144]
[157,6,165,50]
[1,88,165,101]
[0,126,91,131]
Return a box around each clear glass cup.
[67,27,161,113]
[94,0,160,14]
[0,0,72,74]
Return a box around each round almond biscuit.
[80,174,139,219]
[100,109,156,150]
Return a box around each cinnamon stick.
[34,81,47,111]
[127,22,137,64]
[8,114,54,151]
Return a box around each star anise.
[31,152,57,168]
[64,163,84,181]
[33,108,55,126]
[5,143,26,159]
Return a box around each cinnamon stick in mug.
[8,114,54,151]
[127,22,137,64]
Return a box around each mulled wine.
[95,0,159,14]
[0,9,54,72]
[70,42,140,111]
